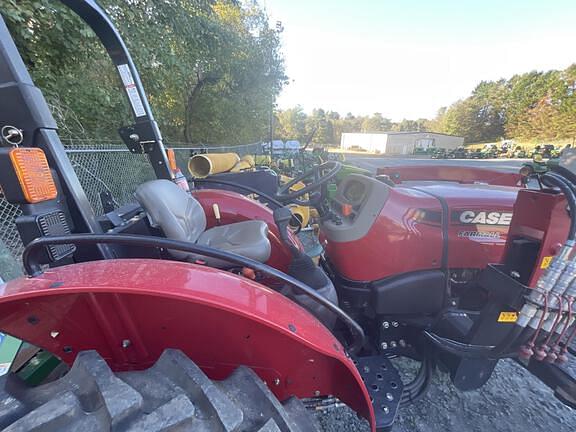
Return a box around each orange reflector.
[9,148,57,203]
[342,203,353,217]
[242,267,256,280]
[166,148,178,172]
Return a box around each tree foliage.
[2,0,286,144]
[275,110,432,146]
[431,66,576,143]
[275,65,576,146]
[5,1,574,147]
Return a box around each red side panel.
[324,183,519,282]
[505,189,570,285]
[192,189,299,272]
[0,259,374,429]
[417,184,519,270]
[447,221,510,269]
[324,187,443,281]
[377,165,522,187]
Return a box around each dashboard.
[342,180,368,206]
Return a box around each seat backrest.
[135,180,206,244]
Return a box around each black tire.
[0,349,320,432]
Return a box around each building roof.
[341,131,463,138]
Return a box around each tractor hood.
[409,182,519,209]
[324,174,521,282]
[406,182,520,271]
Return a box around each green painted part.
[335,164,371,181]
[522,159,556,174]
[16,351,62,386]
[327,164,371,200]
[327,183,338,200]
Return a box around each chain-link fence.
[0,140,265,280]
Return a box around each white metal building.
[340,132,464,155]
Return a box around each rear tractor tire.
[0,349,320,432]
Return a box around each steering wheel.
[275,161,342,206]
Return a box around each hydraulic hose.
[422,331,495,358]
[400,357,433,405]
[517,172,576,333]
[22,234,366,354]
[492,325,526,355]
[541,172,576,242]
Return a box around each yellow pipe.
[230,155,255,172]
[188,153,240,178]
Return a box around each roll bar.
[58,0,172,179]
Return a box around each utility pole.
[265,20,282,159]
[269,94,274,146]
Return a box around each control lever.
[273,206,305,258]
[212,203,222,225]
[273,206,295,248]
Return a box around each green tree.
[305,108,335,145]
[393,119,429,132]
[2,0,287,144]
[276,106,307,141]
[361,113,392,132]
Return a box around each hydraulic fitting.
[519,256,568,328]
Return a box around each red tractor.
[0,2,575,431]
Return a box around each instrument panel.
[342,179,367,206]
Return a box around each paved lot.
[345,154,528,174]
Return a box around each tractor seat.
[135,180,271,267]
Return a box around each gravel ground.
[312,156,575,431]
[315,357,575,432]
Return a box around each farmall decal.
[458,231,501,239]
[455,210,513,226]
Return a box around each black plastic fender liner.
[0,349,320,431]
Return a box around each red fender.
[193,189,301,272]
[0,259,375,430]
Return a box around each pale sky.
[263,0,576,121]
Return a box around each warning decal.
[117,64,146,117]
[497,312,518,323]
[540,256,553,269]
